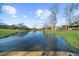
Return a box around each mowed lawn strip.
[0,29,24,38]
[47,30,79,49]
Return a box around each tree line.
[0,22,30,30]
[43,3,79,30]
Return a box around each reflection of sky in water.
[0,31,79,53]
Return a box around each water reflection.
[0,31,79,54]
[16,31,29,37]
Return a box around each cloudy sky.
[0,3,77,28]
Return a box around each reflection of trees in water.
[43,32,58,55]
[42,31,48,36]
[17,32,28,37]
[43,33,57,51]
[52,34,57,51]
[51,34,58,56]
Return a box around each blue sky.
[0,3,70,28]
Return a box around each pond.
[0,31,79,55]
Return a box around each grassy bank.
[47,30,79,49]
[0,29,26,39]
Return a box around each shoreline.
[0,29,28,39]
[0,32,18,39]
[56,36,79,52]
[46,30,79,49]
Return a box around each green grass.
[0,29,25,38]
[47,30,79,49]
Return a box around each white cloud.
[36,9,44,17]
[23,15,27,18]
[2,5,17,18]
[12,14,17,18]
[36,9,51,19]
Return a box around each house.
[70,22,79,30]
[61,22,79,30]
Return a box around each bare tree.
[49,4,59,31]
[43,21,48,31]
[0,19,2,24]
[64,3,79,30]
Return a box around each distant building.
[70,22,79,28]
[61,22,79,30]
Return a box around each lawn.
[47,30,79,49]
[0,29,25,38]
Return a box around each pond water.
[0,31,79,55]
